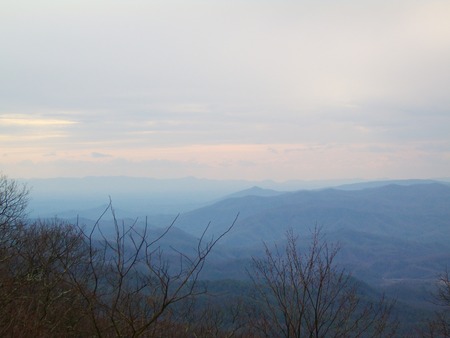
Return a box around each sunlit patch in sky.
[0,114,77,126]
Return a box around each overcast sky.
[1,0,450,181]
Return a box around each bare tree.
[424,269,450,337]
[0,219,89,337]
[0,173,29,230]
[0,174,29,253]
[0,193,238,337]
[249,227,397,338]
[66,202,239,337]
[178,292,250,337]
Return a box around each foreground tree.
[250,228,397,338]
[424,269,450,337]
[67,203,238,337]
[0,173,29,227]
[0,219,89,336]
[0,197,238,337]
[0,173,29,246]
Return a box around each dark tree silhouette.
[0,219,89,336]
[65,202,238,337]
[0,197,238,336]
[424,269,450,337]
[0,173,29,245]
[249,227,397,338]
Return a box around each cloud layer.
[1,0,450,180]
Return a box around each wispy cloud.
[0,114,77,126]
[91,152,112,159]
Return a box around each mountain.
[23,176,374,218]
[335,179,449,190]
[21,178,450,332]
[176,182,450,238]
[220,186,285,199]
[171,183,450,296]
[28,178,450,309]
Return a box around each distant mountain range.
[167,181,450,307]
[24,176,394,217]
[26,177,450,310]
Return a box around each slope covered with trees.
[0,173,405,337]
[173,183,450,286]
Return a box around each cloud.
[0,114,76,126]
[1,0,449,180]
[91,152,112,159]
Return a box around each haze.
[1,0,450,181]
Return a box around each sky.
[1,0,450,181]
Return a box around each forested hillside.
[2,174,450,336]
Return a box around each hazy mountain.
[24,176,372,218]
[334,179,449,190]
[175,182,450,236]
[25,176,240,217]
[221,186,285,199]
[169,183,450,298]
[25,177,450,306]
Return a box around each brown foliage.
[0,200,238,337]
[0,219,89,336]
